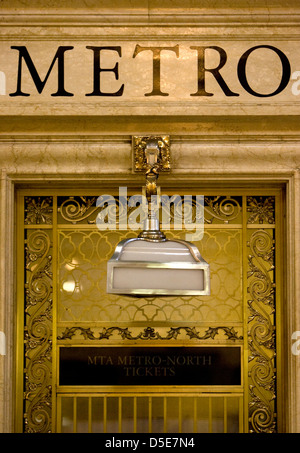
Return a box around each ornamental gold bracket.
[132,135,170,200]
[132,135,170,241]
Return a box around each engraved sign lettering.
[59,346,241,386]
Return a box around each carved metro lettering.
[237,45,291,97]
[132,44,180,96]
[8,44,293,98]
[190,46,239,97]
[85,46,124,97]
[9,46,74,97]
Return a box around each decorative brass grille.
[57,394,243,434]
[23,228,53,433]
[16,191,282,433]
[247,228,276,432]
[58,228,242,324]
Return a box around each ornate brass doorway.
[15,187,284,433]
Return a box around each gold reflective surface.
[16,190,282,433]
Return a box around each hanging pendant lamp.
[107,136,210,296]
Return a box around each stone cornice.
[0,15,299,42]
[0,12,300,26]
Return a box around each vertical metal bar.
[73,397,77,433]
[52,195,58,432]
[103,397,107,433]
[56,396,62,433]
[88,397,92,433]
[15,192,24,433]
[193,397,197,433]
[242,194,248,433]
[133,397,137,433]
[208,397,212,433]
[163,397,167,433]
[239,396,244,433]
[223,397,227,433]
[118,397,122,433]
[178,397,182,433]
[148,397,152,433]
[275,190,283,432]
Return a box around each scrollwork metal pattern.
[247,228,276,433]
[20,192,280,434]
[24,229,53,433]
[204,196,242,224]
[57,195,243,225]
[57,326,243,342]
[58,196,98,223]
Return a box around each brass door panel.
[15,190,283,433]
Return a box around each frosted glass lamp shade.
[107,238,210,295]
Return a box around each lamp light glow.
[107,237,210,295]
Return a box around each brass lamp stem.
[138,138,166,241]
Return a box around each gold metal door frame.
[15,186,284,433]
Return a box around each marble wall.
[0,0,300,433]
